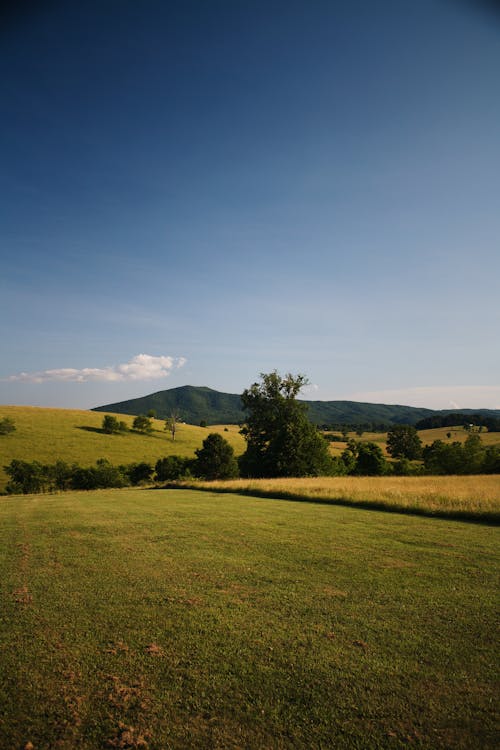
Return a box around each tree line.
[2,372,499,494]
[415,413,500,432]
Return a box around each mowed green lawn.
[0,490,497,749]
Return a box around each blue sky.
[1,0,499,410]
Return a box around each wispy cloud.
[349,385,500,410]
[6,354,187,384]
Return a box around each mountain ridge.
[92,385,500,427]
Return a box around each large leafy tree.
[386,424,422,460]
[239,371,332,477]
[194,433,239,480]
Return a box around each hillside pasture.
[0,406,246,492]
[0,488,497,749]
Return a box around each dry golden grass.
[183,475,500,521]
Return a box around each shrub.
[0,417,16,435]
[155,455,193,481]
[127,462,153,485]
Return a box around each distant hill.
[92,385,500,427]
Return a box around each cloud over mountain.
[7,354,187,383]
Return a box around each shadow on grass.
[76,425,107,434]
[156,482,500,526]
[76,426,167,440]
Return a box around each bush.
[132,415,153,433]
[5,460,47,494]
[127,462,153,485]
[0,417,16,435]
[102,415,121,434]
[155,455,193,481]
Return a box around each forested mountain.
[93,385,500,427]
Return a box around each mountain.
[92,385,500,427]
[93,386,244,425]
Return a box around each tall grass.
[177,475,500,523]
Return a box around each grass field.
[325,426,500,457]
[182,475,500,523]
[0,406,246,492]
[0,488,498,749]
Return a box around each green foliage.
[339,439,388,476]
[386,424,423,460]
[194,433,239,480]
[353,441,388,476]
[0,417,16,435]
[147,409,156,418]
[423,433,490,475]
[239,372,333,478]
[5,459,47,494]
[483,445,500,474]
[126,462,154,485]
[102,415,121,434]
[155,455,193,481]
[132,414,153,433]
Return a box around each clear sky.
[1,0,499,410]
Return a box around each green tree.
[127,462,153,485]
[194,433,239,480]
[155,455,193,481]
[102,415,121,434]
[239,371,333,478]
[462,433,485,474]
[4,460,48,494]
[132,415,153,433]
[0,417,16,435]
[386,425,422,460]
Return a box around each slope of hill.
[0,405,245,492]
[93,385,500,426]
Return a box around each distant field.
[326,426,500,456]
[0,489,497,749]
[183,475,500,523]
[0,406,246,492]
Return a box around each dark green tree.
[194,433,239,480]
[127,462,153,485]
[345,440,388,476]
[155,455,193,481]
[239,371,333,477]
[386,425,422,460]
[0,417,16,435]
[102,415,121,434]
[4,459,48,494]
[132,415,153,433]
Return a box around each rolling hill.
[93,385,500,427]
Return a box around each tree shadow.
[76,426,106,434]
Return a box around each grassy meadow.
[183,475,500,523]
[0,406,246,492]
[0,488,498,749]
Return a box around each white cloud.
[303,383,320,395]
[7,354,187,384]
[348,385,500,410]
